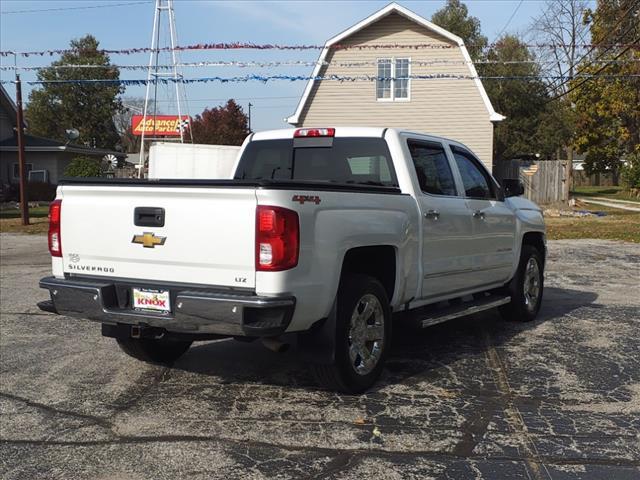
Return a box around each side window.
[452,148,494,199]
[408,140,457,196]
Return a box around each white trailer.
[148,142,240,179]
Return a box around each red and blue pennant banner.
[1,73,639,86]
[3,59,639,71]
[2,42,637,58]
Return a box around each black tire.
[116,337,192,364]
[499,245,544,322]
[312,274,391,394]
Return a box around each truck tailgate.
[59,185,257,288]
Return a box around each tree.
[528,0,591,189]
[190,100,250,146]
[529,0,590,97]
[113,97,150,154]
[64,156,102,177]
[570,0,640,181]
[25,35,123,149]
[483,35,572,162]
[431,0,488,60]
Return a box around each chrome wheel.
[523,257,541,312]
[348,293,385,376]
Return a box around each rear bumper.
[39,276,295,337]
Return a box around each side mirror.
[502,178,524,197]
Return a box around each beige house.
[287,3,504,170]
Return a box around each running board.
[419,295,511,328]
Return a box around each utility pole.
[15,75,29,226]
[248,102,253,132]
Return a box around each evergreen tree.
[25,35,123,149]
[431,0,488,60]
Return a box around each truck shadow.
[173,286,598,392]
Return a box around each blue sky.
[0,0,584,131]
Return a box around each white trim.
[376,58,394,101]
[375,57,411,102]
[285,2,503,125]
[458,44,506,122]
[395,57,411,101]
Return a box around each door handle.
[424,209,440,220]
[472,210,485,220]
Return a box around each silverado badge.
[132,232,166,248]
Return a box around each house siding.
[296,13,494,169]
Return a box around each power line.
[3,58,640,71]
[2,73,638,87]
[493,0,525,42]
[546,0,640,94]
[3,42,638,58]
[0,1,151,15]
[547,38,640,103]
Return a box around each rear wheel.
[499,245,544,322]
[116,337,192,364]
[312,274,391,394]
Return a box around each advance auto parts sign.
[131,115,190,136]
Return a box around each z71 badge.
[292,194,321,205]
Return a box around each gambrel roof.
[286,2,504,124]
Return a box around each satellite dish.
[65,128,80,141]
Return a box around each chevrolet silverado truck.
[38,127,545,393]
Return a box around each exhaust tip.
[261,337,289,353]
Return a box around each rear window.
[234,137,399,187]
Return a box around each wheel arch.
[339,245,398,304]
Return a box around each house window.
[13,163,33,178]
[376,58,410,101]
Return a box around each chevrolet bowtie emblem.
[132,232,166,248]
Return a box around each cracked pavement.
[1,233,639,479]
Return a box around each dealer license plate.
[132,288,171,313]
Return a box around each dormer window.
[376,58,410,101]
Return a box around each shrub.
[64,156,102,177]
[621,153,640,189]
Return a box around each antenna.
[138,0,192,178]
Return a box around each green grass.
[546,205,640,243]
[572,185,640,203]
[0,206,50,219]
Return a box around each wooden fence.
[573,171,616,187]
[494,160,569,205]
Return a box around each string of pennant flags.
[2,73,638,86]
[1,42,638,57]
[2,58,639,71]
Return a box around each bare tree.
[113,97,160,154]
[529,0,590,96]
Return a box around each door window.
[452,148,495,199]
[408,140,457,196]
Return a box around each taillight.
[48,199,62,257]
[256,206,299,271]
[294,128,335,138]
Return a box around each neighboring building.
[0,84,123,187]
[287,2,504,170]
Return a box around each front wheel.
[116,337,192,364]
[499,245,544,322]
[312,274,391,394]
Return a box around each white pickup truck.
[39,127,545,393]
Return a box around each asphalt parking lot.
[1,233,639,480]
